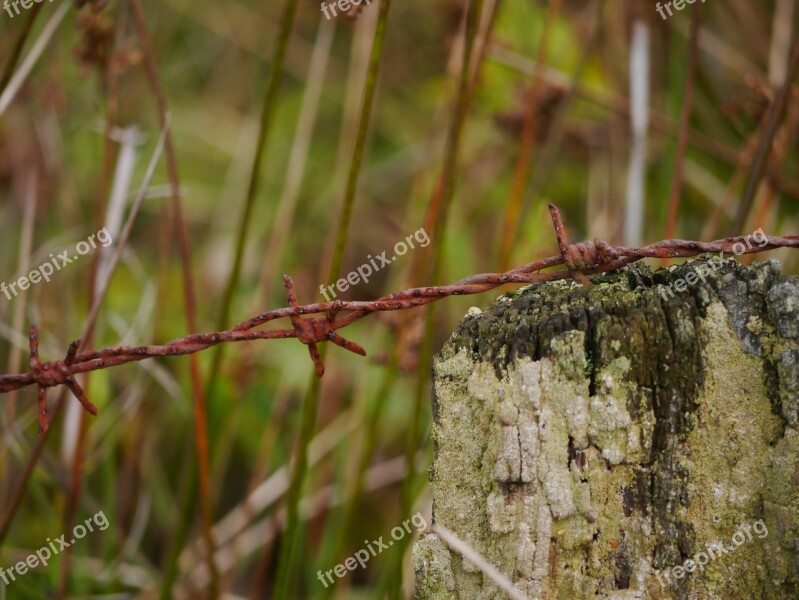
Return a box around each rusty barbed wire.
[3,204,798,433]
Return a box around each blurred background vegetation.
[0,0,797,597]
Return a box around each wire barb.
[548,203,623,286]
[283,275,366,377]
[28,324,97,435]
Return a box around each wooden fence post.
[413,257,799,599]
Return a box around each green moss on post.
[413,258,799,599]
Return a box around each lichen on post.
[413,257,799,599]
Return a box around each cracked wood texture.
[413,256,799,600]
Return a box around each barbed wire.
[3,205,798,433]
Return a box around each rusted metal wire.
[3,205,798,433]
